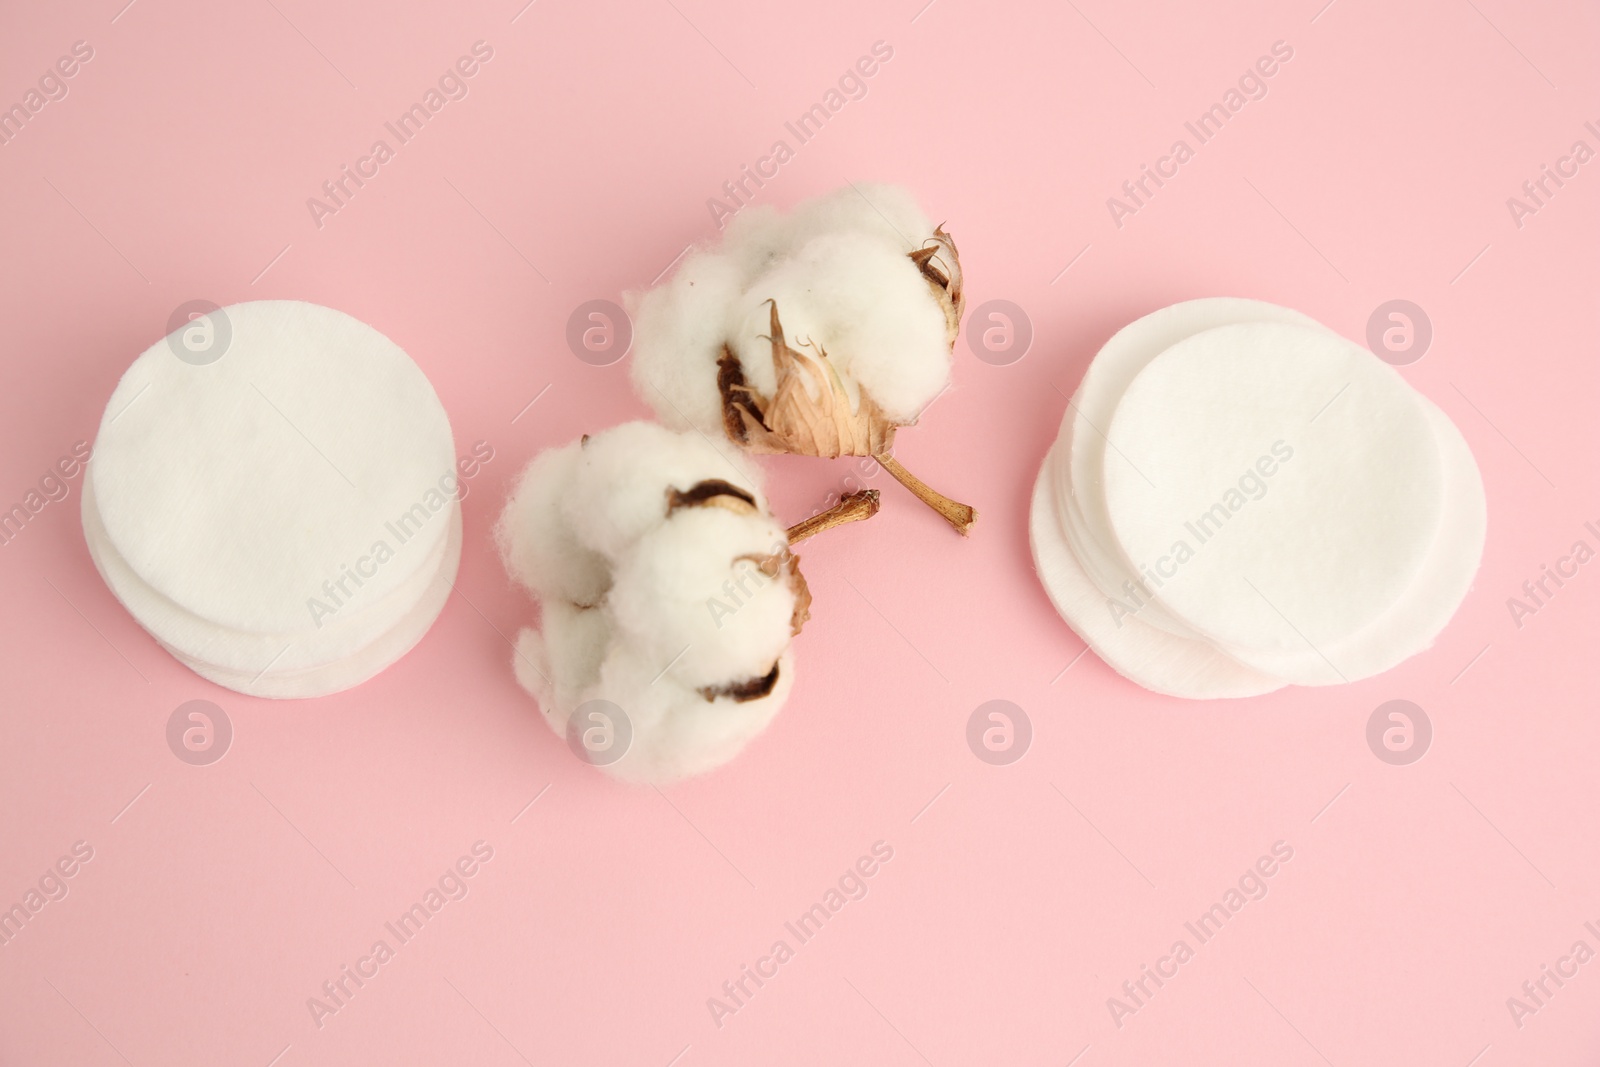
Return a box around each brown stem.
[874,452,977,536]
[786,489,880,545]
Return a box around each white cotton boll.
[500,422,800,782]
[607,507,794,691]
[496,440,610,607]
[562,421,766,560]
[578,645,796,784]
[628,249,745,436]
[785,182,934,253]
[637,647,794,783]
[533,598,612,714]
[729,232,951,422]
[719,204,799,278]
[631,184,955,441]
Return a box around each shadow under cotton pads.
[85,300,460,697]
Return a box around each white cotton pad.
[1030,437,1285,699]
[85,299,460,697]
[1222,401,1484,684]
[90,300,456,634]
[171,508,461,699]
[81,465,456,677]
[1055,298,1332,639]
[1030,297,1486,697]
[1101,321,1446,678]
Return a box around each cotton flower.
[497,421,876,783]
[629,184,976,533]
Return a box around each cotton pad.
[85,300,460,697]
[169,508,461,699]
[81,465,455,678]
[91,301,455,634]
[1055,298,1331,638]
[1219,401,1484,685]
[1102,321,1445,670]
[1030,298,1486,698]
[1030,437,1285,698]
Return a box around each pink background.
[2,0,1597,1063]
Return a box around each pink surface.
[1,0,1596,1064]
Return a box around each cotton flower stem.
[786,489,881,545]
[874,452,977,536]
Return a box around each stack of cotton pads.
[84,300,461,699]
[1030,298,1486,698]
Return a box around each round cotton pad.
[81,465,456,677]
[1030,437,1285,699]
[91,300,456,634]
[1102,321,1445,666]
[1055,299,1332,638]
[173,508,462,699]
[1222,401,1484,685]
